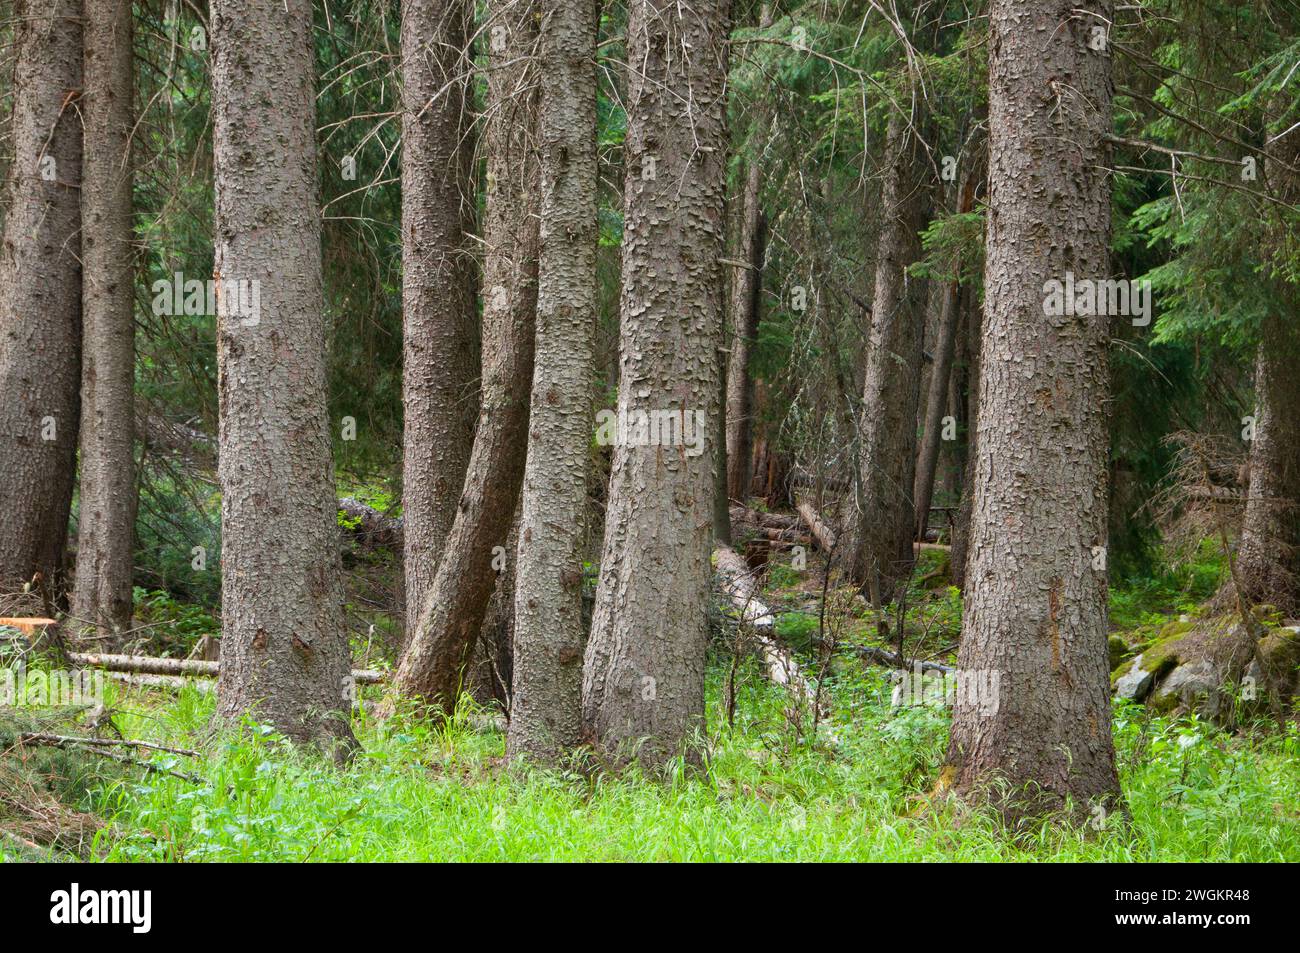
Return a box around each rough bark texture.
[848,107,931,604]
[0,0,83,604]
[211,0,357,756]
[581,0,732,768]
[506,0,598,764]
[389,0,539,714]
[399,0,479,637]
[944,0,1121,818]
[73,0,137,641]
[1236,311,1300,613]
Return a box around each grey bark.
[581,0,732,769]
[506,0,599,764]
[723,3,772,507]
[912,278,960,541]
[944,0,1121,818]
[389,0,539,714]
[1236,311,1300,613]
[848,106,932,604]
[399,0,479,638]
[73,0,136,641]
[0,0,83,603]
[913,156,981,541]
[210,0,357,757]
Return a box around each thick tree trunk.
[944,0,1121,819]
[1236,312,1300,613]
[507,0,598,765]
[389,0,539,714]
[73,0,137,642]
[581,0,732,769]
[399,0,479,638]
[848,107,932,604]
[210,0,357,757]
[0,0,83,604]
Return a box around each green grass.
[59,661,1299,862]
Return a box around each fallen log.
[69,652,385,685]
[728,504,801,532]
[17,733,199,758]
[715,546,823,712]
[795,498,839,552]
[854,645,955,674]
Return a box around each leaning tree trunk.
[913,156,981,541]
[73,0,137,642]
[389,0,540,714]
[211,0,357,757]
[848,106,932,605]
[944,0,1122,820]
[581,0,732,769]
[506,0,599,765]
[0,0,83,606]
[399,0,479,638]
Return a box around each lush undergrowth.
[5,540,1296,862]
[30,662,1294,862]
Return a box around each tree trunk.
[73,0,136,642]
[949,291,980,590]
[0,0,83,605]
[723,3,772,507]
[848,106,932,604]
[389,0,540,714]
[507,0,598,765]
[210,0,357,757]
[399,0,479,638]
[913,157,981,541]
[912,279,960,541]
[1236,311,1300,613]
[944,0,1121,820]
[581,0,732,769]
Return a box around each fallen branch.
[854,644,954,674]
[795,498,839,552]
[17,733,199,758]
[68,652,385,685]
[715,546,823,712]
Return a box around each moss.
[1108,635,1131,671]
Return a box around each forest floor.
[2,540,1299,861]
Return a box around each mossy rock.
[1108,635,1131,672]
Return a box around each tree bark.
[399,0,479,638]
[949,292,980,590]
[913,158,981,540]
[73,0,137,642]
[0,0,83,604]
[943,0,1121,819]
[389,0,540,714]
[210,0,357,757]
[506,0,598,765]
[848,106,932,604]
[1236,311,1300,613]
[723,4,772,506]
[581,0,732,769]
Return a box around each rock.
[1115,655,1155,701]
[1108,635,1130,671]
[1152,659,1220,716]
